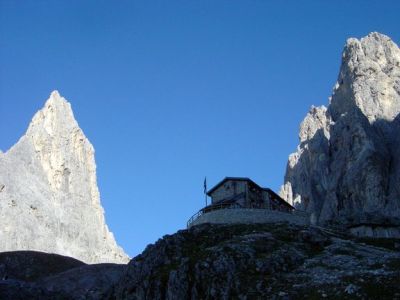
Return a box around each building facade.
[206,177,294,213]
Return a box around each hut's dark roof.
[206,177,261,195]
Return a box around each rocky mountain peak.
[281,32,400,233]
[344,32,397,62]
[330,32,400,122]
[24,91,94,194]
[27,90,77,139]
[0,92,128,263]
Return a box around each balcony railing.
[187,203,241,228]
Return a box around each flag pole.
[204,177,207,207]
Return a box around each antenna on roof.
[204,177,207,207]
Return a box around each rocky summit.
[280,32,400,235]
[0,91,128,263]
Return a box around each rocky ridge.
[0,91,128,263]
[280,32,400,233]
[112,223,400,299]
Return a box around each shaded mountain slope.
[112,223,400,299]
[0,251,126,300]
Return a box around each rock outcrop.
[112,223,400,299]
[281,32,400,232]
[0,91,128,263]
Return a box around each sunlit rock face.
[280,32,400,229]
[0,91,128,263]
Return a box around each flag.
[204,177,207,194]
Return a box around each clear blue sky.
[1,1,399,257]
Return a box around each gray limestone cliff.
[0,91,129,263]
[280,32,400,234]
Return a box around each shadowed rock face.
[0,250,126,300]
[280,32,400,229]
[0,251,84,282]
[112,223,400,299]
[0,91,128,263]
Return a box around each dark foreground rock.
[0,251,126,299]
[112,223,400,300]
[0,251,84,282]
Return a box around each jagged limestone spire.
[281,32,400,233]
[0,91,128,263]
